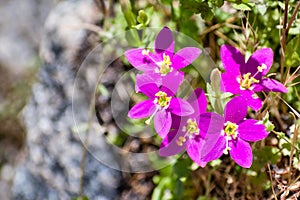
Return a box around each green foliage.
[121,0,136,28]
[152,157,194,200]
[137,10,148,24]
[180,0,224,21]
[285,35,300,67]
[261,112,275,132]
[231,2,254,11]
[206,69,232,114]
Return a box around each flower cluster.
[125,27,287,168]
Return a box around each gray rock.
[0,0,53,75]
[11,0,121,199]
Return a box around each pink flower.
[159,88,209,167]
[200,96,269,168]
[125,26,201,92]
[220,44,287,111]
[128,78,194,137]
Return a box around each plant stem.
[79,91,96,196]
[94,0,107,17]
[267,163,278,200]
[280,0,300,82]
[280,0,289,82]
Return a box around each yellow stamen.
[176,136,186,146]
[224,121,238,139]
[240,73,259,90]
[159,53,172,75]
[257,63,267,73]
[155,91,172,107]
[186,119,200,136]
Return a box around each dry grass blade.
[268,163,278,200]
[288,112,299,183]
[277,95,300,119]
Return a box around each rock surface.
[11,0,121,199]
[0,0,53,74]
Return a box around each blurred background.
[0,0,53,198]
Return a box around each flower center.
[224,121,238,138]
[177,119,200,146]
[239,73,259,90]
[141,50,173,75]
[159,53,172,75]
[223,121,238,154]
[155,91,172,108]
[186,119,200,136]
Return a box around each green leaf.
[285,35,300,67]
[152,177,172,200]
[232,3,253,11]
[137,10,148,24]
[173,158,192,178]
[211,0,224,7]
[275,131,285,139]
[257,4,267,15]
[180,0,214,21]
[207,68,231,114]
[125,29,141,47]
[260,112,275,132]
[252,146,281,167]
[120,0,136,27]
[210,68,221,92]
[175,179,184,198]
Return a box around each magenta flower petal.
[220,72,241,94]
[135,73,161,93]
[186,137,207,167]
[220,44,245,76]
[155,26,174,56]
[199,112,224,156]
[253,78,288,93]
[224,96,247,124]
[128,100,156,118]
[161,71,184,96]
[172,47,202,69]
[138,83,160,99]
[229,138,252,168]
[154,110,172,138]
[199,112,224,135]
[125,48,156,72]
[187,88,208,117]
[169,98,194,116]
[159,129,186,156]
[170,114,183,130]
[240,90,263,111]
[238,119,269,142]
[244,48,273,79]
[202,135,226,162]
